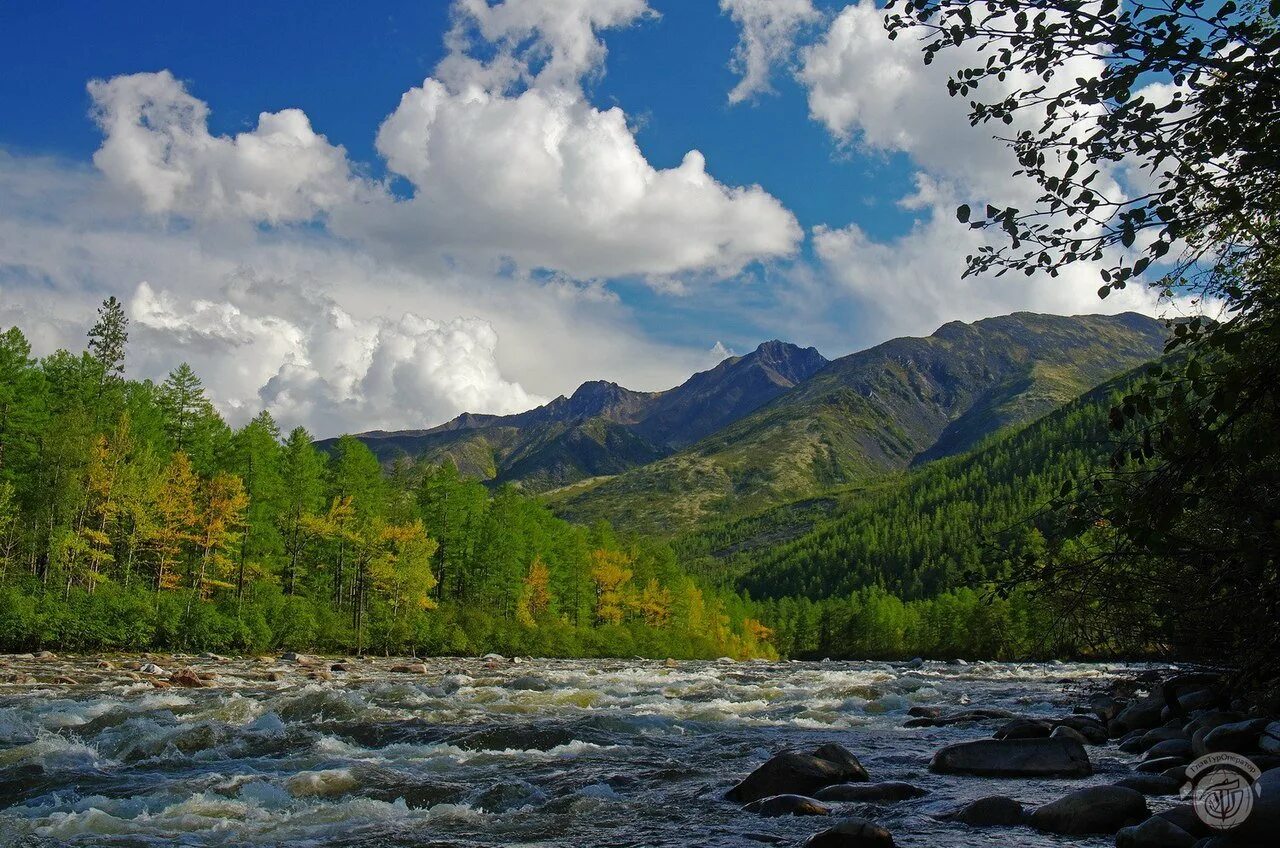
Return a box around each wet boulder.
[939,795,1025,826]
[1111,695,1165,736]
[994,718,1054,740]
[727,745,869,804]
[1028,785,1149,835]
[1222,766,1280,845]
[1115,815,1196,848]
[929,738,1092,777]
[802,817,895,848]
[1202,718,1270,754]
[743,794,831,817]
[391,663,428,674]
[1113,774,1182,796]
[1258,720,1280,754]
[814,782,926,802]
[1089,694,1125,723]
[1050,725,1090,746]
[139,662,166,675]
[1136,755,1189,773]
[1144,738,1194,761]
[169,668,209,688]
[1053,715,1109,744]
[1137,726,1189,751]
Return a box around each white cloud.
[722,0,820,104]
[793,1,1165,340]
[131,280,543,434]
[89,71,369,224]
[84,2,802,283]
[0,151,719,436]
[811,177,1160,340]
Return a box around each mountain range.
[331,311,1169,534]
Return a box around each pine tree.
[86,296,128,381]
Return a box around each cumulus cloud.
[355,0,801,280]
[722,0,820,104]
[0,152,717,436]
[131,280,543,434]
[794,1,1162,340]
[85,2,801,283]
[89,70,368,224]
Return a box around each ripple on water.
[0,656,1159,848]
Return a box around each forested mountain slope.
[327,341,827,492]
[550,312,1167,534]
[677,363,1145,603]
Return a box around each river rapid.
[0,655,1167,847]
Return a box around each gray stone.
[1138,727,1190,751]
[1051,725,1090,746]
[1054,715,1110,744]
[1154,805,1211,840]
[930,738,1091,777]
[1225,766,1280,845]
[1113,695,1166,735]
[1202,718,1270,754]
[904,657,924,669]
[1145,738,1195,760]
[1258,720,1280,754]
[1028,785,1149,835]
[743,794,831,817]
[940,796,1025,827]
[1137,755,1190,773]
[727,746,869,804]
[1115,815,1196,848]
[814,782,926,803]
[1113,774,1182,796]
[802,817,895,848]
[994,718,1054,740]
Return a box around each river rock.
[1028,785,1148,835]
[1054,715,1110,744]
[1090,694,1125,723]
[170,668,209,688]
[1113,774,1182,795]
[1144,738,1194,761]
[1161,687,1220,721]
[907,705,942,719]
[814,782,926,802]
[929,738,1092,777]
[743,794,831,817]
[1223,765,1280,844]
[995,718,1053,740]
[940,795,1025,826]
[139,662,165,675]
[727,745,869,803]
[903,707,1016,728]
[1138,726,1189,751]
[1153,805,1211,839]
[1112,695,1167,735]
[802,817,895,848]
[1050,725,1090,746]
[33,650,56,659]
[1136,755,1189,773]
[1259,721,1280,754]
[506,676,551,691]
[904,657,924,669]
[390,663,427,674]
[1115,815,1196,848]
[1202,718,1270,753]
[52,675,77,684]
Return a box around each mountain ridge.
[327,339,828,491]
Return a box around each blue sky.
[0,0,1157,436]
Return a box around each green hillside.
[679,363,1144,604]
[549,312,1167,534]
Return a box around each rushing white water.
[0,655,1166,847]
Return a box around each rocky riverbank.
[722,667,1280,846]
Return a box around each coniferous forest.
[0,301,778,658]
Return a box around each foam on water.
[0,655,1160,847]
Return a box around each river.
[0,655,1165,847]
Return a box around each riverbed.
[0,655,1167,847]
